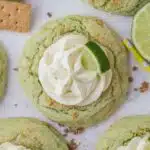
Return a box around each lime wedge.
[84,41,110,73]
[81,48,97,71]
[132,3,150,61]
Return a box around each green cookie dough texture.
[97,115,150,150]
[0,45,7,98]
[19,15,129,130]
[0,118,68,150]
[85,0,150,16]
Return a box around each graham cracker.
[0,1,31,32]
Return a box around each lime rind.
[85,41,110,73]
[132,2,150,61]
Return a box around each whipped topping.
[117,135,150,150]
[38,34,112,106]
[0,143,30,150]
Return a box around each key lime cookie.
[85,0,150,16]
[0,118,68,150]
[97,115,150,150]
[0,44,7,98]
[19,15,129,130]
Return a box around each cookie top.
[0,118,68,150]
[0,44,7,98]
[97,115,150,150]
[86,0,150,15]
[19,15,128,129]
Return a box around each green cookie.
[0,44,7,99]
[19,15,129,130]
[97,115,150,150]
[84,0,150,16]
[0,118,68,150]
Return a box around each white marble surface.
[0,0,150,149]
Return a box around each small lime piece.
[85,41,110,73]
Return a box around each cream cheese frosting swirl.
[38,34,112,106]
[0,143,30,150]
[117,135,150,150]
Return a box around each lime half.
[132,3,150,61]
[82,41,110,73]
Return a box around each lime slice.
[83,41,110,73]
[132,3,150,61]
[81,48,97,71]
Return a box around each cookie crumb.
[68,139,78,150]
[64,128,69,134]
[132,66,138,71]
[47,12,52,18]
[73,127,85,135]
[63,133,68,137]
[134,88,138,91]
[72,112,79,120]
[128,76,134,83]
[58,123,65,127]
[14,104,18,107]
[139,81,149,93]
[113,0,120,4]
[49,100,55,106]
[13,68,19,71]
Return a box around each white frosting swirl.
[38,34,112,106]
[117,135,150,150]
[0,143,30,150]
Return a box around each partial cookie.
[97,115,150,150]
[0,1,31,32]
[19,15,129,130]
[0,44,7,98]
[85,0,150,16]
[0,118,69,150]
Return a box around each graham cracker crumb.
[63,133,68,137]
[14,104,18,107]
[88,0,93,4]
[49,100,55,106]
[98,37,105,43]
[139,81,149,93]
[113,0,120,4]
[64,128,69,134]
[73,127,85,135]
[128,76,134,83]
[47,12,52,18]
[134,88,138,91]
[132,66,138,71]
[13,68,18,71]
[68,139,78,150]
[58,123,65,127]
[72,112,79,120]
[63,127,85,135]
[96,19,104,27]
